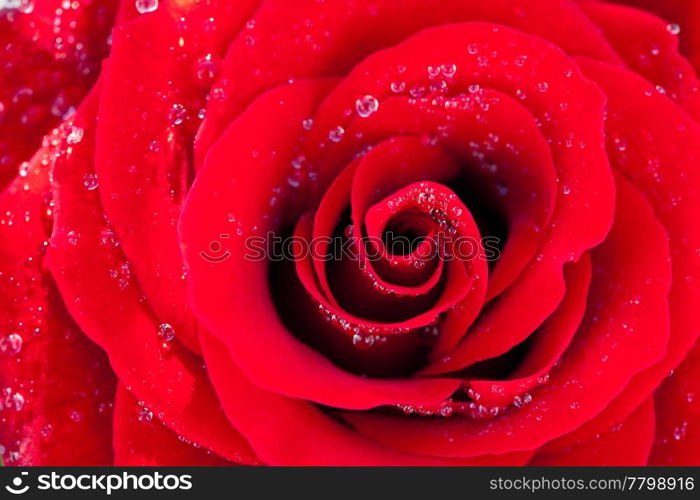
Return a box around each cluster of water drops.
[396,375,553,420]
[317,303,407,350]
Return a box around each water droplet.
[82,173,99,191]
[135,0,158,14]
[440,63,457,77]
[673,422,687,440]
[537,81,549,93]
[666,23,681,35]
[467,43,479,55]
[352,332,375,349]
[158,323,175,342]
[66,126,84,145]
[287,176,301,188]
[355,95,379,118]
[67,230,79,246]
[18,162,30,178]
[390,81,406,93]
[12,392,25,411]
[301,118,314,130]
[99,228,118,247]
[329,126,345,143]
[193,53,220,85]
[0,334,22,355]
[138,406,154,422]
[168,103,187,126]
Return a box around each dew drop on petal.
[301,118,314,131]
[390,81,405,93]
[193,53,220,85]
[100,228,118,247]
[168,103,187,126]
[66,230,79,246]
[135,0,158,14]
[352,333,375,349]
[329,126,345,143]
[82,173,99,191]
[66,126,84,145]
[441,63,457,77]
[13,393,25,412]
[0,334,22,356]
[158,323,175,342]
[673,422,687,440]
[666,23,681,35]
[18,162,30,178]
[138,406,154,422]
[355,95,379,118]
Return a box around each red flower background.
[1,0,699,466]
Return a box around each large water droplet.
[18,162,30,178]
[158,323,175,342]
[355,95,379,118]
[0,334,22,355]
[12,392,25,411]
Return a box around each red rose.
[1,0,699,466]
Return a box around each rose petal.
[46,88,258,465]
[198,0,620,164]
[93,0,260,353]
[581,1,700,121]
[0,144,115,465]
[529,397,656,466]
[201,330,532,466]
[0,0,116,187]
[607,0,700,72]
[649,341,700,465]
[181,79,465,408]
[545,58,700,450]
[113,385,233,466]
[342,174,670,458]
